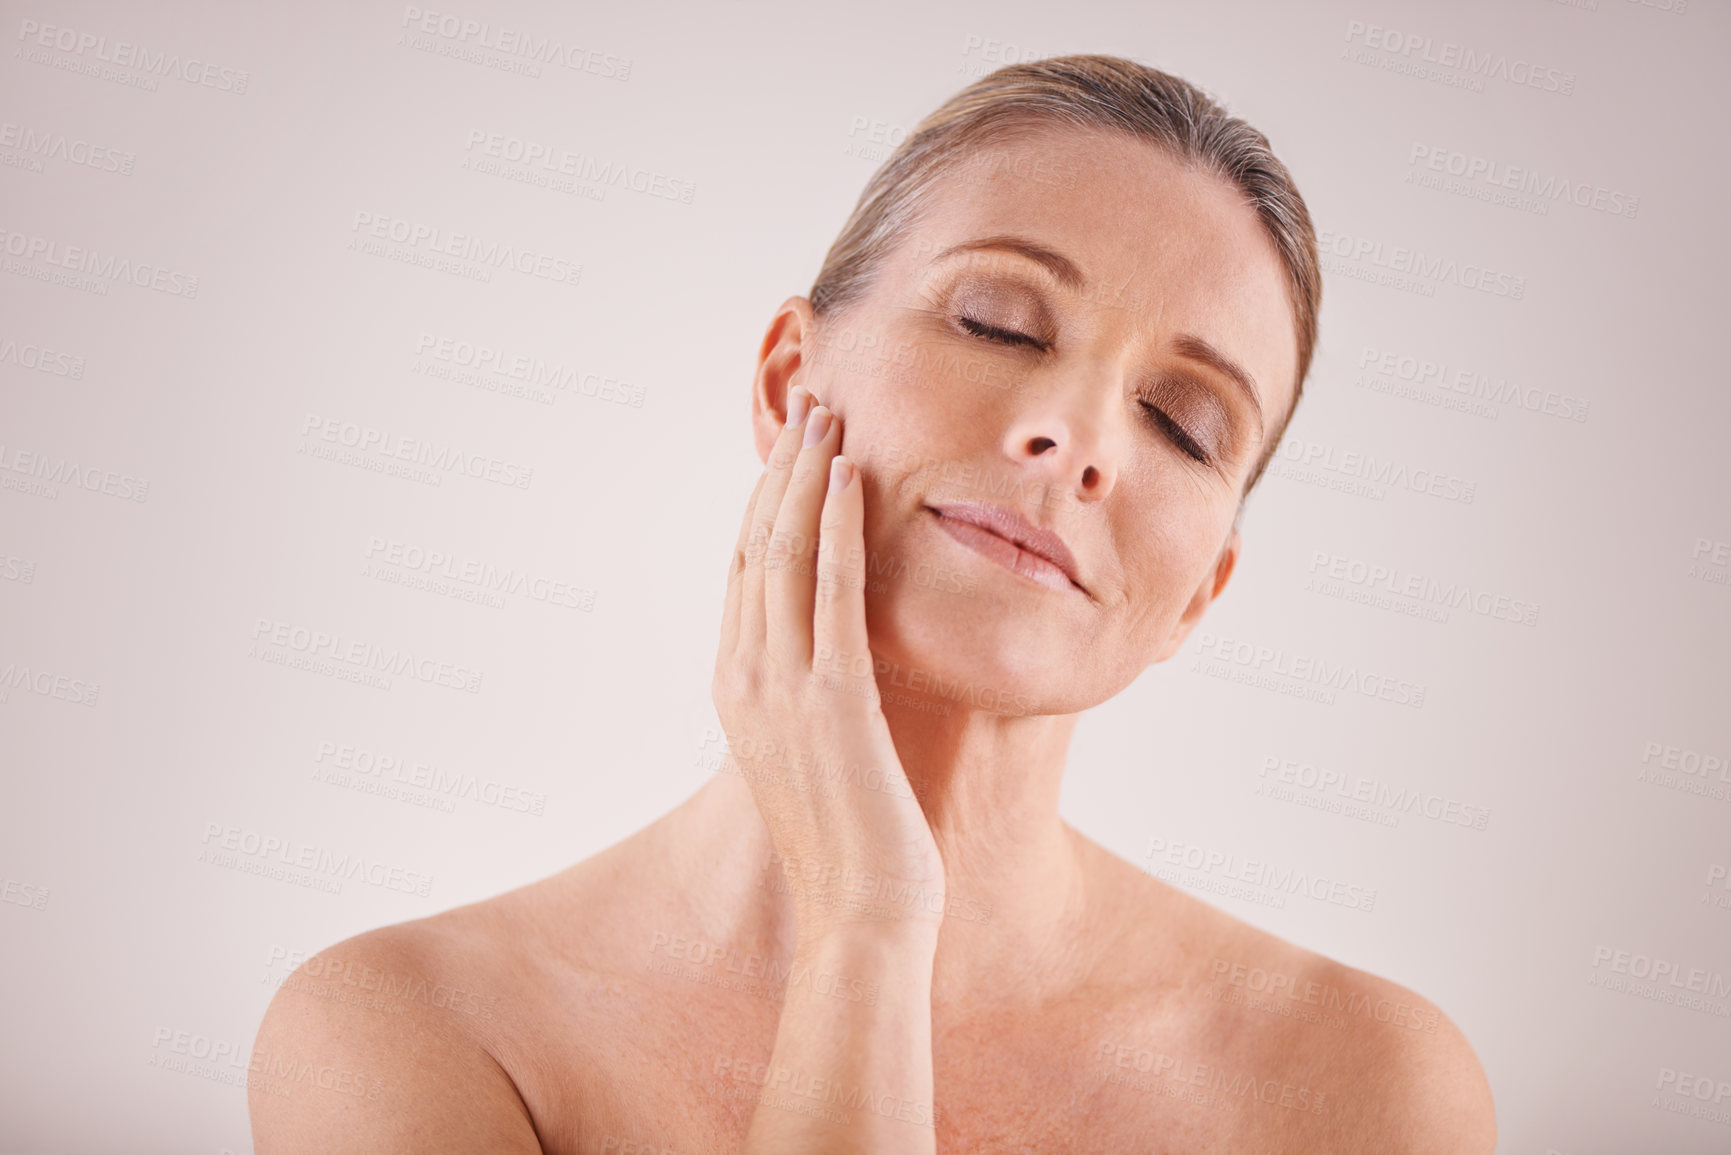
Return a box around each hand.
[713,385,946,943]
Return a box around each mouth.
[925,502,1086,595]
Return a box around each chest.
[503,979,1299,1155]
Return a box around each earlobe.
[1150,528,1242,665]
[1211,528,1241,600]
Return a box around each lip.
[926,501,1085,594]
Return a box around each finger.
[719,465,769,659]
[813,454,873,700]
[765,404,839,668]
[738,387,813,653]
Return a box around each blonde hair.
[808,54,1320,501]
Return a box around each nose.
[1000,370,1123,504]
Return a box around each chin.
[859,579,1093,718]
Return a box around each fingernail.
[829,455,854,493]
[803,407,831,448]
[787,388,811,428]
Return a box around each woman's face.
[766,126,1299,716]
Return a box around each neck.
[882,695,1091,1007]
[661,693,1092,1010]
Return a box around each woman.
[250,55,1495,1153]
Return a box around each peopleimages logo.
[0,659,100,707]
[1,877,50,911]
[199,822,435,898]
[1656,1067,1731,1107]
[363,536,595,611]
[1207,958,1440,1032]
[1343,20,1576,94]
[1307,549,1539,628]
[313,739,549,816]
[1317,229,1525,300]
[1258,755,1492,831]
[15,18,251,93]
[1145,837,1378,913]
[300,414,533,489]
[1271,434,1476,504]
[0,443,149,502]
[349,211,582,287]
[0,227,199,297]
[1191,630,1427,709]
[1356,345,1589,422]
[1591,946,1731,999]
[1408,145,1639,220]
[0,120,135,174]
[413,332,645,408]
[399,6,632,80]
[463,130,694,204]
[249,617,485,694]
[0,335,86,378]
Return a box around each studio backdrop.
[2,1,1727,1152]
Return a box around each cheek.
[818,366,965,492]
[1113,492,1229,616]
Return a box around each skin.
[249,126,1496,1153]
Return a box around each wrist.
[795,917,941,965]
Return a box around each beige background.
[2,0,1728,1151]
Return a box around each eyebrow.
[929,235,1087,293]
[930,234,1267,439]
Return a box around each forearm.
[736,926,939,1154]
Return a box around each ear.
[750,296,818,465]
[1151,527,1241,664]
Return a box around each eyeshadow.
[945,274,1057,341]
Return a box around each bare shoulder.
[248,905,545,1154]
[246,822,702,1155]
[1073,830,1495,1153]
[1297,954,1497,1155]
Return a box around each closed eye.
[958,312,1210,465]
[957,314,1047,351]
[1140,402,1211,465]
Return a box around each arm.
[1379,1002,1496,1155]
[1311,969,1497,1155]
[713,382,945,1153]
[247,928,543,1155]
[736,925,938,1152]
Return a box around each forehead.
[891,125,1299,415]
